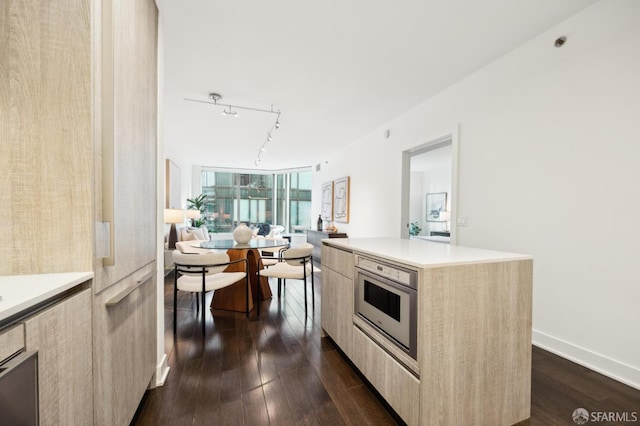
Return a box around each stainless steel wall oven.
[354,254,417,360]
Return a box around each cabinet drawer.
[321,244,354,278]
[0,324,24,360]
[352,327,420,425]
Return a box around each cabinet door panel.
[93,264,156,426]
[25,289,93,426]
[352,327,420,425]
[96,0,158,292]
[321,268,353,357]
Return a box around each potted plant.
[186,194,207,227]
[409,221,422,236]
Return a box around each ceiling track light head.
[209,93,222,103]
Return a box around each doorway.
[400,127,458,243]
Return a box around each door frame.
[400,126,459,243]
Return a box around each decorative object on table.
[409,221,422,236]
[333,176,350,223]
[321,181,333,221]
[426,192,447,222]
[233,223,253,244]
[317,214,323,231]
[165,159,181,208]
[186,193,207,227]
[164,208,184,249]
[326,223,338,233]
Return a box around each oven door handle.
[355,267,417,294]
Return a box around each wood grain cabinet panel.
[321,244,354,357]
[321,244,354,279]
[24,289,93,426]
[93,264,157,426]
[0,0,93,275]
[0,324,24,360]
[419,260,533,426]
[352,327,420,425]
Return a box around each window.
[201,169,311,233]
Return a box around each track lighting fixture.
[185,93,282,167]
[221,106,238,117]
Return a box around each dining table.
[196,239,289,313]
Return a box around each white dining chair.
[256,244,314,317]
[172,251,248,336]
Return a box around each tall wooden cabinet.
[92,0,158,424]
[1,0,159,424]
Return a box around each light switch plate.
[457,216,467,226]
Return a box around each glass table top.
[197,239,290,250]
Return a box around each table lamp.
[186,209,201,227]
[439,211,450,232]
[164,208,184,249]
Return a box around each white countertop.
[0,272,93,323]
[323,238,531,268]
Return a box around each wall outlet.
[457,216,467,227]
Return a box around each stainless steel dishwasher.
[0,350,39,426]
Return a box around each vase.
[233,223,253,244]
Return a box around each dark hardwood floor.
[131,271,640,426]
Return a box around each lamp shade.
[186,209,201,220]
[164,208,184,224]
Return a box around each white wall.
[312,0,640,388]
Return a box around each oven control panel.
[355,255,417,288]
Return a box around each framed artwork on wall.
[426,192,447,222]
[333,176,350,223]
[321,181,333,221]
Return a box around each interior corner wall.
[312,0,640,388]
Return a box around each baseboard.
[532,329,640,390]
[149,353,170,388]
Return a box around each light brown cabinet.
[24,288,93,426]
[352,327,420,425]
[320,244,354,357]
[93,266,156,425]
[92,0,159,424]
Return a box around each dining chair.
[172,250,248,336]
[257,244,314,317]
[258,238,289,268]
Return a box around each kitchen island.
[321,238,533,426]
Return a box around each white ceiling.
[158,0,597,171]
